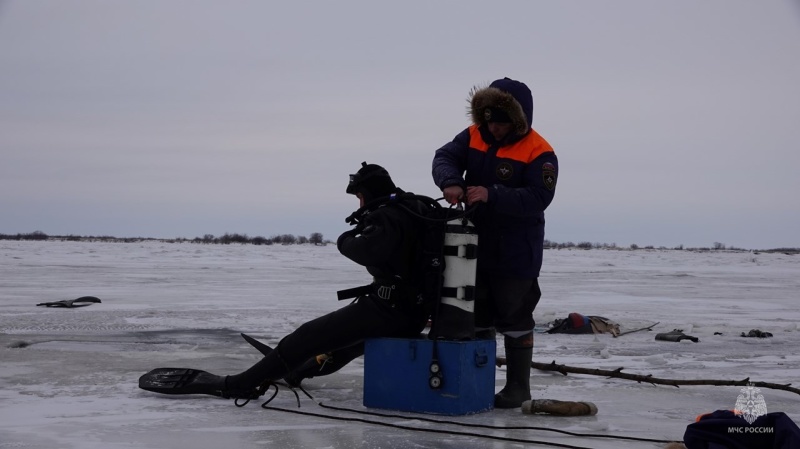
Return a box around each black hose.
[253,384,680,447]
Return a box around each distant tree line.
[542,239,799,254]
[2,231,798,254]
[192,232,328,245]
[0,231,330,246]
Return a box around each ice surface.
[1,241,798,448]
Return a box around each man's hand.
[442,186,465,205]
[466,186,489,205]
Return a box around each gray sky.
[2,1,799,249]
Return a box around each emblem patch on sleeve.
[542,162,557,191]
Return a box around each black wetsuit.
[227,198,429,390]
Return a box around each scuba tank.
[429,214,478,340]
[343,192,479,340]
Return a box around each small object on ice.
[521,399,598,416]
[664,443,688,449]
[36,296,101,308]
[655,329,699,343]
[741,329,773,338]
[614,321,660,337]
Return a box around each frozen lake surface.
[1,241,798,448]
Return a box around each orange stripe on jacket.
[468,124,554,163]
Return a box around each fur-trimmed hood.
[468,77,533,136]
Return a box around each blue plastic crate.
[363,338,495,415]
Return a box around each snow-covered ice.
[1,241,798,448]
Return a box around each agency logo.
[495,162,513,180]
[734,384,768,425]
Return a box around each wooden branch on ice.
[495,358,800,397]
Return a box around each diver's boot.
[284,344,366,387]
[284,354,329,387]
[494,336,533,409]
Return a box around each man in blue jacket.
[432,77,558,408]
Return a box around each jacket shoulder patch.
[542,162,557,190]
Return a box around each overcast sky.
[2,1,799,249]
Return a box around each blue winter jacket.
[432,79,558,279]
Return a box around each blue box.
[363,338,496,415]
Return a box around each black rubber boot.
[494,337,533,409]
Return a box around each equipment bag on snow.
[683,409,800,449]
[545,312,620,336]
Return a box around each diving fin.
[138,368,260,399]
[139,368,226,396]
[241,333,273,356]
[37,296,102,308]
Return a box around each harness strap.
[440,285,476,301]
[336,280,412,302]
[336,285,373,301]
[442,243,478,259]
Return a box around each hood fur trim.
[468,85,529,135]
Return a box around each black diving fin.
[139,335,274,399]
[241,333,273,356]
[138,368,261,399]
[37,296,102,308]
[139,368,226,396]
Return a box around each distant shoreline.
[0,231,331,246]
[2,232,797,255]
